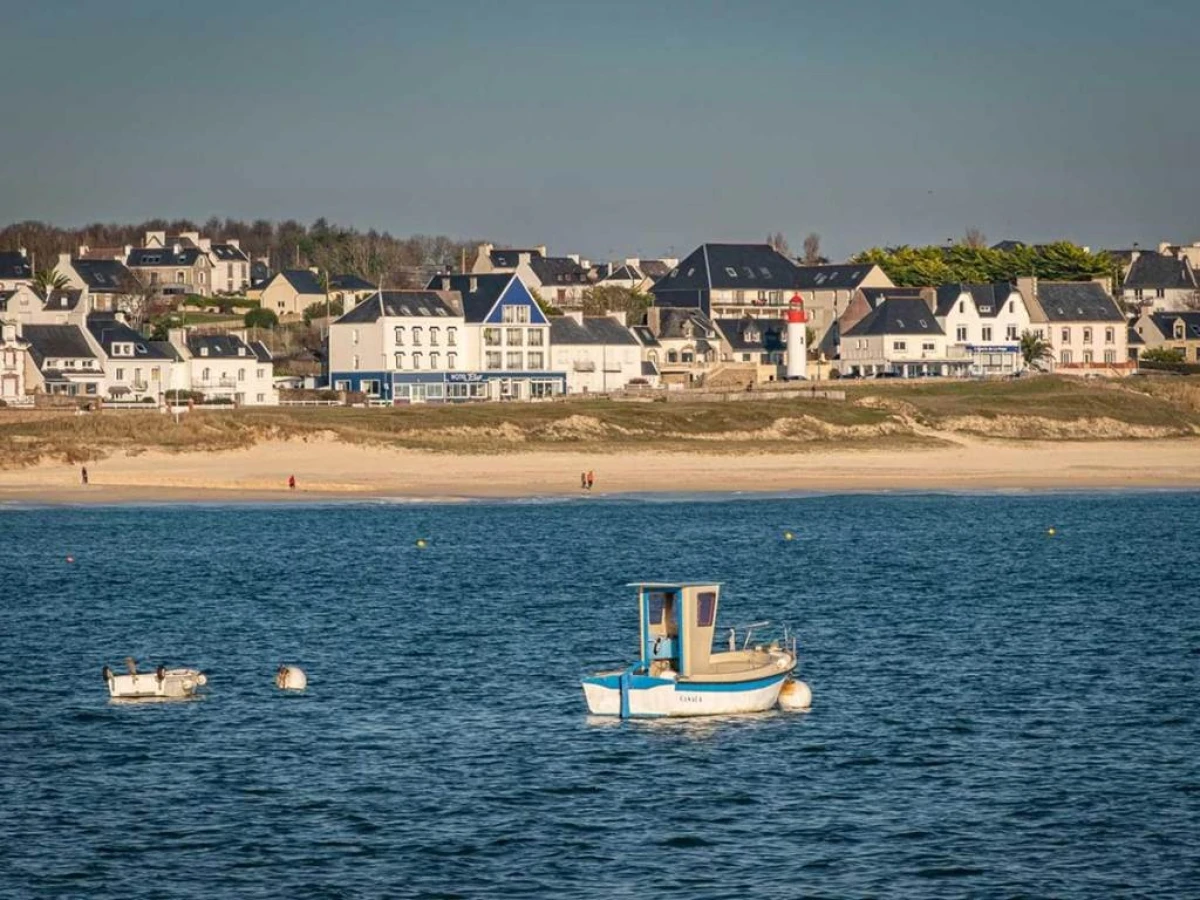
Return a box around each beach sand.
[0,435,1197,504]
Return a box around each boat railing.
[726,621,797,657]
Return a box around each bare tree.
[802,233,822,265]
[964,227,987,249]
[767,232,791,256]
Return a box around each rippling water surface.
[1,492,1198,898]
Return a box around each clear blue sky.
[2,0,1196,260]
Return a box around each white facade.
[168,329,277,405]
[936,285,1031,375]
[550,312,643,394]
[0,322,29,403]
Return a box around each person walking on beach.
[586,470,594,491]
[580,472,587,491]
[80,466,88,486]
[288,475,296,490]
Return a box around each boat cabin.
[635,582,720,677]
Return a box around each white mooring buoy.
[777,679,812,711]
[275,664,308,691]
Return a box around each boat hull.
[581,669,790,718]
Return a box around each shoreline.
[1,436,1198,505]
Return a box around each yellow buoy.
[1047,527,1056,537]
[783,531,794,541]
[415,538,428,549]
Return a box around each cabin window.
[696,592,716,627]
[648,591,676,626]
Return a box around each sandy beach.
[0,435,1197,503]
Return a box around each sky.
[1,0,1197,261]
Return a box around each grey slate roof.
[249,340,272,363]
[631,325,660,348]
[43,289,85,311]
[715,317,787,352]
[1148,312,1200,340]
[22,325,97,365]
[210,243,249,262]
[991,240,1027,252]
[843,298,945,337]
[329,273,377,292]
[73,259,137,293]
[655,307,717,339]
[336,290,461,324]
[186,333,257,359]
[1127,326,1145,347]
[654,244,798,294]
[1123,252,1197,290]
[599,264,644,283]
[490,248,542,268]
[639,260,672,280]
[425,273,513,322]
[529,256,588,285]
[147,340,183,361]
[1036,282,1124,322]
[641,360,659,377]
[127,246,205,267]
[251,261,270,284]
[549,316,640,346]
[85,314,174,359]
[0,251,32,280]
[276,269,326,295]
[861,286,927,310]
[934,283,1018,317]
[794,263,876,291]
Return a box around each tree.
[303,298,343,326]
[1019,330,1054,370]
[767,232,791,256]
[801,233,823,265]
[964,227,987,249]
[530,288,562,317]
[32,267,70,295]
[852,241,1113,287]
[244,307,278,329]
[581,285,652,322]
[1140,347,1185,364]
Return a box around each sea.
[1,491,1197,899]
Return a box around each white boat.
[581,582,808,718]
[103,657,207,701]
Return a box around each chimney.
[441,277,450,291]
[567,310,584,325]
[567,254,580,264]
[227,239,239,249]
[18,247,26,258]
[168,327,188,351]
[58,252,72,271]
[535,245,547,258]
[607,310,627,326]
[124,245,132,259]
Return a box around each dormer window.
[200,347,209,357]
[1175,323,1185,339]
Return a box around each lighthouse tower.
[786,293,808,380]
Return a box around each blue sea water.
[1,491,1198,899]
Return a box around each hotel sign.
[447,373,485,383]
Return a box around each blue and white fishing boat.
[581,582,811,718]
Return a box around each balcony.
[573,360,596,372]
[197,377,238,389]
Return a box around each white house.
[208,241,252,294]
[1020,278,1131,375]
[21,324,105,397]
[1119,251,1199,312]
[329,289,469,402]
[329,275,567,402]
[86,313,184,403]
[839,297,970,378]
[549,312,645,394]
[169,329,277,405]
[933,282,1031,376]
[1,321,30,403]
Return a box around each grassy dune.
[1,376,1197,467]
